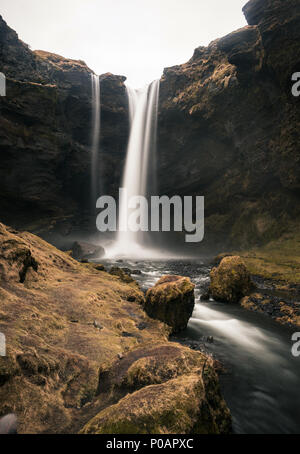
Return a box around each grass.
[238,226,300,284]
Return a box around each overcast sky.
[1,0,247,88]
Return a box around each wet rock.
[209,256,255,303]
[127,295,136,302]
[121,332,134,338]
[94,264,105,271]
[109,267,135,284]
[72,242,105,261]
[137,322,147,331]
[241,292,300,328]
[201,291,210,302]
[213,253,233,266]
[132,270,142,275]
[144,275,195,334]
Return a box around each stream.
[100,258,300,434]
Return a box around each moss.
[209,256,254,303]
[80,373,231,435]
[144,276,195,334]
[124,347,204,390]
[0,222,174,433]
[238,226,300,284]
[0,355,19,386]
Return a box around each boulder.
[144,276,195,334]
[71,241,105,261]
[109,267,135,284]
[209,256,254,303]
[80,359,232,434]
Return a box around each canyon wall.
[0,15,128,236]
[158,0,300,250]
[0,0,299,252]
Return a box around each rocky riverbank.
[210,248,300,328]
[0,223,231,434]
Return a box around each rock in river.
[144,275,195,334]
[71,241,105,261]
[209,256,254,303]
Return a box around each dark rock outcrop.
[0,15,129,236]
[158,0,300,251]
[144,275,195,333]
[71,241,105,261]
[209,256,254,303]
[109,267,136,284]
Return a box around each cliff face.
[0,16,128,235]
[0,0,299,252]
[158,0,300,250]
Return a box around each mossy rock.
[144,276,195,334]
[109,267,135,284]
[209,256,254,303]
[124,346,205,389]
[80,371,232,434]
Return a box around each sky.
[1,0,247,88]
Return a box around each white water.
[91,74,101,209]
[107,80,161,258]
[100,259,300,434]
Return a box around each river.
[100,258,300,434]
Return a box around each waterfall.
[110,80,160,257]
[91,74,101,210]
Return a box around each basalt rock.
[144,275,195,334]
[0,15,129,238]
[158,0,300,251]
[71,241,105,261]
[109,267,136,284]
[209,256,255,303]
[81,346,231,434]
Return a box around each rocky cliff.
[0,0,299,253]
[158,0,300,251]
[0,15,128,237]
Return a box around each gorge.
[0,0,299,436]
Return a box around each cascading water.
[90,74,101,210]
[108,80,160,258]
